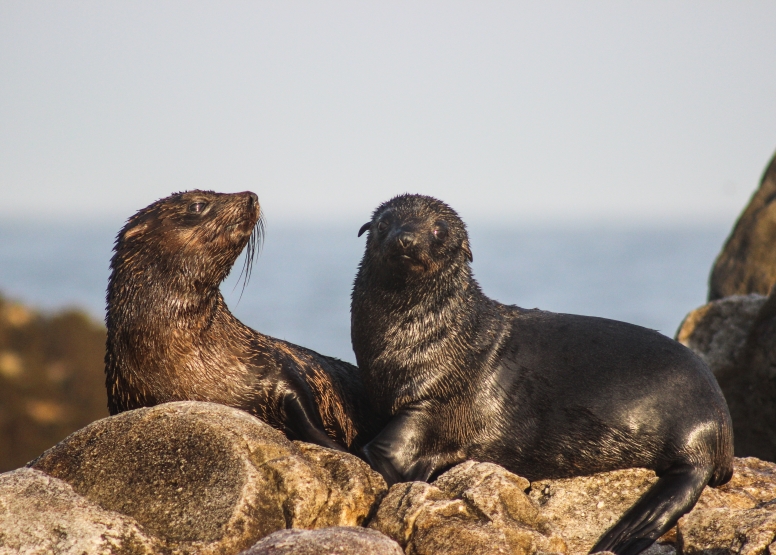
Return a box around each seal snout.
[247,191,258,207]
[395,229,418,251]
[240,191,260,219]
[386,222,421,256]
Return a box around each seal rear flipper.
[590,464,713,555]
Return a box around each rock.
[369,461,567,555]
[678,458,776,555]
[0,467,162,555]
[709,150,776,301]
[294,441,388,526]
[528,467,660,554]
[679,506,776,555]
[28,401,386,554]
[239,527,404,555]
[677,294,776,461]
[527,458,776,555]
[676,294,766,375]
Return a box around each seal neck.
[352,260,490,414]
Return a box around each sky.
[1,2,775,226]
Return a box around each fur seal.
[709,150,776,300]
[105,190,377,453]
[351,194,734,555]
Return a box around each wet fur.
[106,190,377,452]
[351,194,734,555]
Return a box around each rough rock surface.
[676,294,767,375]
[528,467,659,554]
[0,467,161,555]
[369,461,567,555]
[708,150,776,301]
[240,527,403,555]
[677,294,776,461]
[679,457,776,555]
[528,458,776,555]
[28,401,386,554]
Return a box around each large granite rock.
[369,461,567,555]
[0,467,161,555]
[240,527,403,555]
[25,401,386,554]
[709,150,776,301]
[677,294,776,461]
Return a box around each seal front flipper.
[281,390,346,452]
[590,464,712,555]
[364,409,465,485]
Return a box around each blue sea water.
[0,219,731,364]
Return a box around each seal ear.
[462,240,473,263]
[123,221,148,240]
[358,222,371,237]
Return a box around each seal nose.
[396,231,416,250]
[246,192,259,207]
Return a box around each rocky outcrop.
[709,150,776,301]
[0,294,108,473]
[4,401,776,555]
[677,294,776,461]
[240,527,404,555]
[369,461,567,555]
[19,401,386,554]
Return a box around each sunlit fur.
[105,190,377,452]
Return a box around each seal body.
[106,190,377,453]
[351,194,734,555]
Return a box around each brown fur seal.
[351,194,734,555]
[709,150,776,300]
[105,190,377,453]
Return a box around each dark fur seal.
[709,150,776,300]
[351,194,734,555]
[105,190,376,453]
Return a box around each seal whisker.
[233,215,264,303]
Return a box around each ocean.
[0,219,731,364]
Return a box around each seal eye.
[433,222,448,241]
[377,220,388,233]
[188,202,207,214]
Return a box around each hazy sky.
[1,2,775,225]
